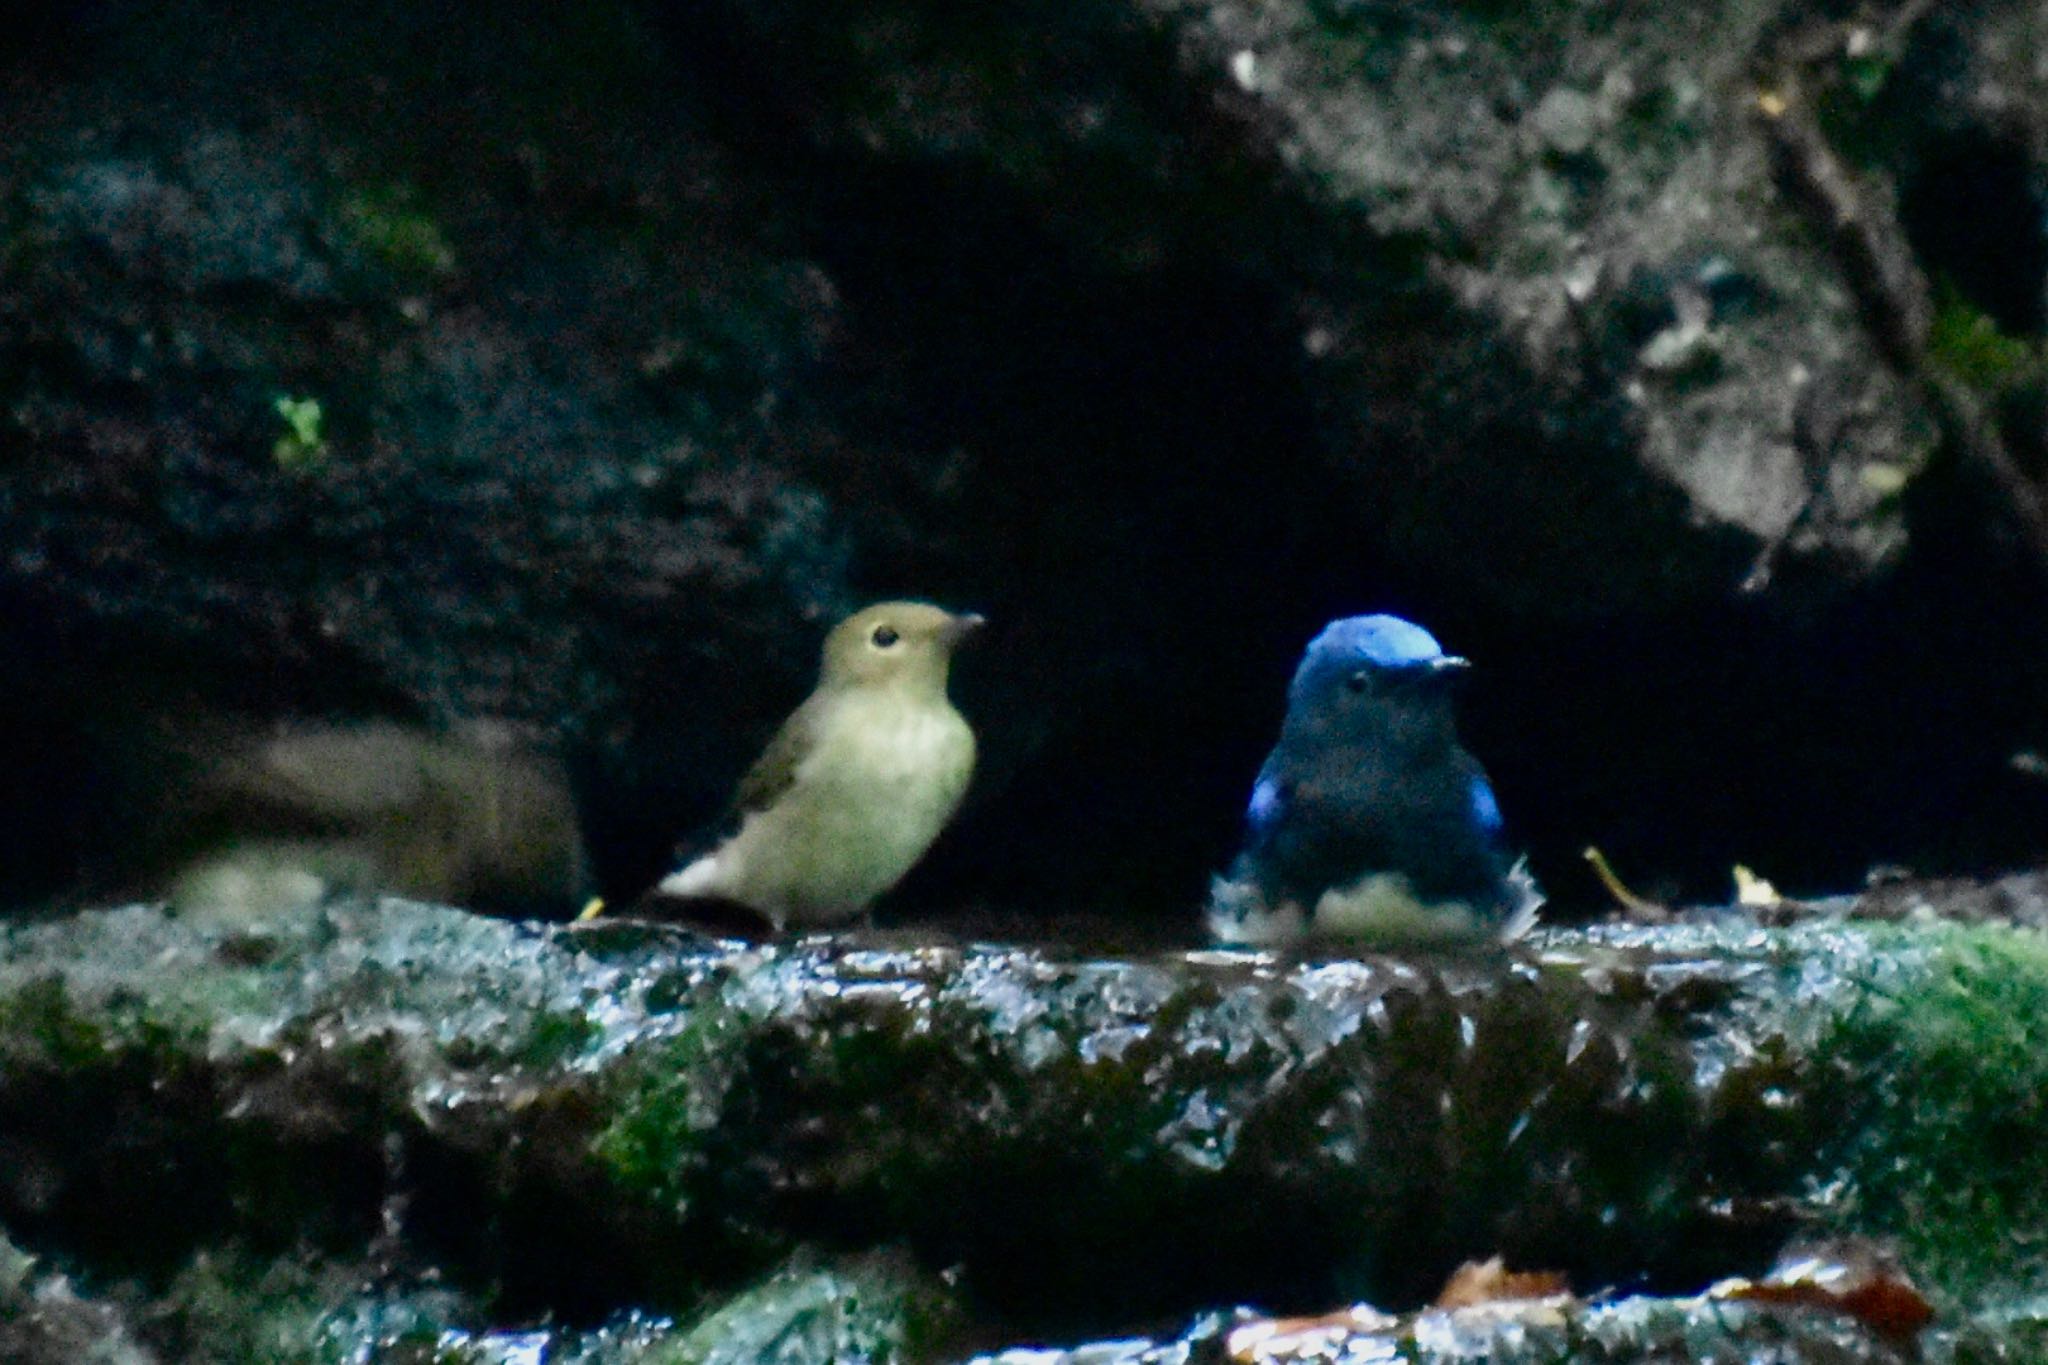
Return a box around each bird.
[1207,613,1538,947]
[614,600,983,934]
[128,717,589,920]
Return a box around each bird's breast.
[710,695,973,926]
[804,696,975,799]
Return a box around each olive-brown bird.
[140,718,589,920]
[633,601,983,932]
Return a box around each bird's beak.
[1428,654,1471,675]
[941,612,987,647]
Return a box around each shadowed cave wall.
[1,0,2048,926]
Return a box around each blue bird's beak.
[1428,654,1470,675]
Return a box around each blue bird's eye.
[1344,670,1369,693]
[872,625,900,649]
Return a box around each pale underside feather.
[1208,860,1542,947]
[661,691,973,930]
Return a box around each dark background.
[3,0,2048,928]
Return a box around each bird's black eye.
[1344,670,1369,693]
[871,625,900,649]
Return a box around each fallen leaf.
[1712,1240,1934,1339]
[1435,1257,1573,1308]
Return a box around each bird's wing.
[731,699,818,815]
[1467,773,1504,843]
[1241,768,1290,854]
[649,700,821,882]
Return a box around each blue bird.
[1208,614,1539,946]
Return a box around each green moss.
[159,1249,475,1365]
[1819,923,2048,1304]
[336,183,457,279]
[272,393,328,471]
[0,969,243,1081]
[0,975,110,1068]
[651,1253,959,1365]
[521,1004,603,1067]
[590,1002,751,1215]
[1928,285,2040,391]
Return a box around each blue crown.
[1307,614,1446,668]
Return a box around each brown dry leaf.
[1434,1256,1573,1309]
[1711,1241,1935,1339]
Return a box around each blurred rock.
[0,1230,155,1365]
[976,1292,2014,1365]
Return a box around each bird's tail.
[1498,858,1545,942]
